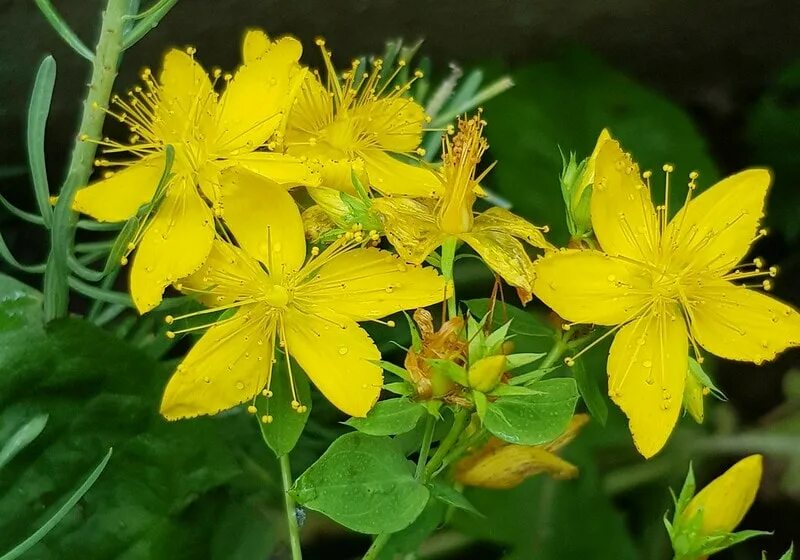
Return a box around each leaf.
[345,398,426,436]
[484,378,578,445]
[483,50,718,245]
[258,354,312,457]
[429,480,483,517]
[465,299,555,354]
[571,359,608,426]
[777,544,795,560]
[0,413,48,471]
[26,56,56,226]
[427,358,469,386]
[373,500,446,560]
[209,502,277,560]
[291,433,430,534]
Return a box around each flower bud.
[681,455,762,535]
[560,129,611,239]
[467,355,507,393]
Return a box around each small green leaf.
[257,354,312,457]
[291,433,429,534]
[346,398,425,436]
[378,360,411,382]
[26,56,57,227]
[571,359,608,426]
[383,382,412,396]
[427,359,468,386]
[505,352,546,371]
[0,414,48,471]
[429,481,482,517]
[484,378,578,445]
[403,311,422,352]
[777,544,795,560]
[674,462,696,519]
[465,299,555,354]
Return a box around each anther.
[165,315,174,325]
[262,389,273,397]
[564,357,575,367]
[763,279,774,291]
[291,400,300,409]
[246,405,257,414]
[166,330,175,339]
[769,265,779,277]
[662,164,674,173]
[261,415,273,424]
[296,405,308,414]
[387,320,396,327]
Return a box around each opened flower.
[73,30,319,312]
[283,39,440,196]
[532,133,800,457]
[373,113,552,302]
[456,414,589,489]
[160,168,448,419]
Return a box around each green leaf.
[0,413,48,471]
[33,0,92,60]
[571,359,608,426]
[674,462,696,518]
[484,378,578,445]
[777,544,795,560]
[258,354,312,457]
[122,0,179,50]
[483,50,718,245]
[465,299,555,354]
[427,358,469,386]
[0,448,112,560]
[429,480,482,517]
[26,56,56,227]
[346,398,425,436]
[209,502,277,560]
[505,352,546,371]
[291,432,429,534]
[373,500,446,560]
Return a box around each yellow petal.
[155,49,215,143]
[688,280,800,363]
[361,149,442,197]
[232,152,321,187]
[572,128,612,208]
[351,97,426,153]
[592,137,658,261]
[180,240,270,308]
[73,157,165,222]
[472,207,554,250]
[219,168,306,278]
[682,455,762,534]
[608,305,688,458]
[285,72,333,143]
[456,439,578,489]
[461,230,538,294]
[241,28,271,63]
[215,36,303,153]
[160,307,276,419]
[286,142,360,192]
[372,197,443,264]
[297,247,448,321]
[664,169,771,276]
[544,413,591,452]
[531,249,652,325]
[129,177,214,313]
[283,308,381,417]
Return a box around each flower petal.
[688,281,800,363]
[241,29,271,63]
[372,197,443,264]
[285,73,333,143]
[284,308,381,417]
[351,97,427,153]
[472,207,554,250]
[232,151,321,187]
[592,137,658,261]
[129,177,214,313]
[360,149,441,197]
[73,157,165,222]
[155,49,215,143]
[531,249,652,325]
[297,247,448,321]
[462,230,537,293]
[664,169,771,275]
[161,307,276,419]
[607,305,688,458]
[219,167,306,277]
[216,36,303,153]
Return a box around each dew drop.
[338,346,348,355]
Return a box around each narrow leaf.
[0,414,48,471]
[123,0,179,50]
[26,56,57,227]
[33,0,92,60]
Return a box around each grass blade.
[0,415,48,471]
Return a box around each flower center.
[262,284,291,309]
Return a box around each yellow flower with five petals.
[532,132,800,457]
[283,39,440,196]
[73,30,319,313]
[373,113,552,303]
[160,168,449,419]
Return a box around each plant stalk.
[415,414,437,480]
[279,454,303,560]
[424,408,469,480]
[43,0,131,321]
[440,237,458,318]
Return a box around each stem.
[362,533,392,560]
[279,454,303,560]
[415,414,436,480]
[43,0,131,321]
[539,328,574,369]
[424,409,469,480]
[440,237,457,318]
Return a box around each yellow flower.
[283,38,440,196]
[373,114,552,303]
[532,132,800,457]
[160,168,448,419]
[73,30,319,313]
[681,455,762,536]
[455,414,589,489]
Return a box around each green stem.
[43,0,131,321]
[279,454,303,560]
[539,328,574,370]
[424,409,469,480]
[440,237,457,318]
[415,414,436,480]
[362,533,392,560]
